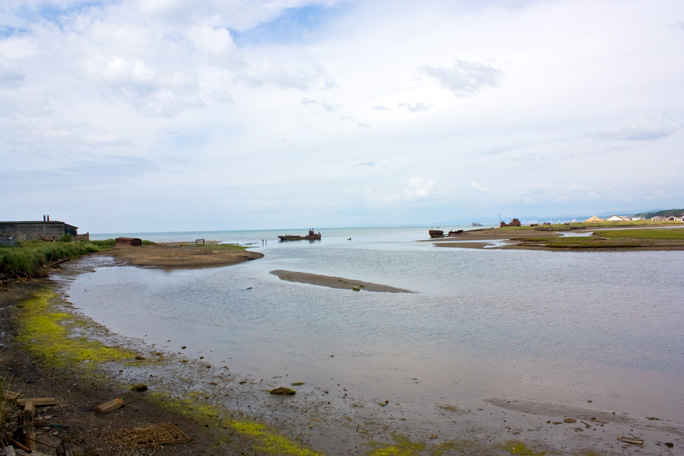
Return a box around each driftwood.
[95,398,124,413]
[8,439,30,454]
[17,410,36,450]
[618,435,644,445]
[48,258,71,268]
[17,398,56,407]
[23,401,35,418]
[2,391,20,402]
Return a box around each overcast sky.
[1,0,682,233]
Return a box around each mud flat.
[270,269,412,293]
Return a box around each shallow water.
[72,226,684,424]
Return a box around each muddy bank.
[106,243,263,269]
[270,270,412,293]
[0,280,241,455]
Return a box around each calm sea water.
[72,226,684,423]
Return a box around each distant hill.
[635,208,684,218]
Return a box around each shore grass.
[598,228,684,239]
[516,226,684,250]
[0,239,115,278]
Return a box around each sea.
[66,226,684,424]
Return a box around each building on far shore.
[605,215,630,222]
[584,216,605,223]
[0,218,84,244]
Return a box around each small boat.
[278,229,322,241]
[429,229,444,238]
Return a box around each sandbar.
[271,269,412,293]
[107,243,264,269]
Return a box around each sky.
[1,0,683,233]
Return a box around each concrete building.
[0,219,79,243]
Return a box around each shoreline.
[428,226,684,250]
[2,250,682,455]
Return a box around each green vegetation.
[517,227,684,250]
[635,208,684,219]
[599,229,684,240]
[501,219,680,232]
[0,239,113,278]
[503,440,546,455]
[16,289,136,368]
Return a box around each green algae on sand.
[15,289,135,368]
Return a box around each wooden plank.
[17,397,56,407]
[95,398,124,413]
[2,390,21,401]
[18,410,36,450]
[23,400,36,417]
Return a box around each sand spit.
[107,242,264,269]
[270,269,412,293]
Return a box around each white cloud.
[588,124,679,141]
[419,59,502,97]
[187,25,234,54]
[404,176,436,200]
[471,182,494,193]
[398,101,431,113]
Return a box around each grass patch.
[0,240,112,278]
[599,229,684,240]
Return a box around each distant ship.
[278,229,322,241]
[471,222,483,227]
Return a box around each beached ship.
[278,229,322,241]
[429,229,444,238]
[500,218,521,227]
[429,229,464,238]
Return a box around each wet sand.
[270,270,412,293]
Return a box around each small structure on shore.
[116,237,142,246]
